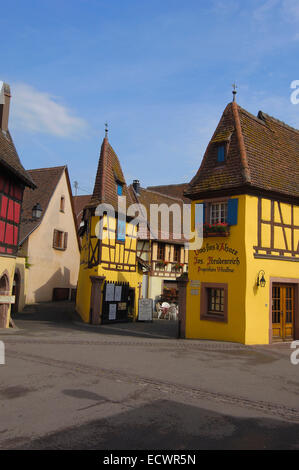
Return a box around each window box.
[156,260,168,270]
[172,262,183,271]
[203,222,230,237]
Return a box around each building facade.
[184,99,299,344]
[76,135,142,324]
[129,181,188,306]
[0,82,36,327]
[18,166,80,306]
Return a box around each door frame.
[269,277,299,343]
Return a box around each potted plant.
[156,260,168,269]
[172,262,184,271]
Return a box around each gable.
[185,102,299,202]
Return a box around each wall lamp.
[32,202,43,219]
[257,270,266,288]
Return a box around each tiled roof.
[73,194,92,227]
[87,137,133,211]
[185,102,299,201]
[146,183,190,202]
[19,166,66,244]
[128,185,186,242]
[0,129,36,188]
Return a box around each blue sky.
[2,0,299,194]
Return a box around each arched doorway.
[11,269,21,315]
[0,272,10,328]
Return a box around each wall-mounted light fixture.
[32,202,42,219]
[256,270,266,288]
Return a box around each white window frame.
[210,202,227,225]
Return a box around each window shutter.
[195,203,205,227]
[117,219,126,242]
[53,229,58,248]
[64,232,68,250]
[227,198,238,225]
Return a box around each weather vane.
[232,82,237,102]
[105,122,108,138]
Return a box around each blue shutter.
[195,203,205,226]
[117,184,123,196]
[117,218,126,241]
[227,198,238,226]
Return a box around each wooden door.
[89,277,104,325]
[272,284,295,340]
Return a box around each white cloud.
[11,83,87,138]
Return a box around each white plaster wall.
[25,171,80,303]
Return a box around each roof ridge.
[141,187,184,202]
[147,183,188,189]
[232,101,251,184]
[258,111,299,135]
[27,165,66,172]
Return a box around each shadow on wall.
[32,267,75,303]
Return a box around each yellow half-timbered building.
[76,133,142,324]
[183,97,299,344]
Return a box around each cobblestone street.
[1,302,299,450]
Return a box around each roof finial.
[105,122,108,138]
[232,82,237,102]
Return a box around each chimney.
[0,82,11,133]
[133,179,140,195]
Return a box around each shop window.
[53,229,68,250]
[200,282,228,322]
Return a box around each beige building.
[18,166,80,306]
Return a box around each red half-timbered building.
[0,82,35,328]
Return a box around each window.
[157,242,165,260]
[117,183,123,196]
[200,282,228,322]
[60,196,65,212]
[174,245,181,263]
[217,145,225,163]
[53,229,68,250]
[210,202,227,225]
[208,288,224,315]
